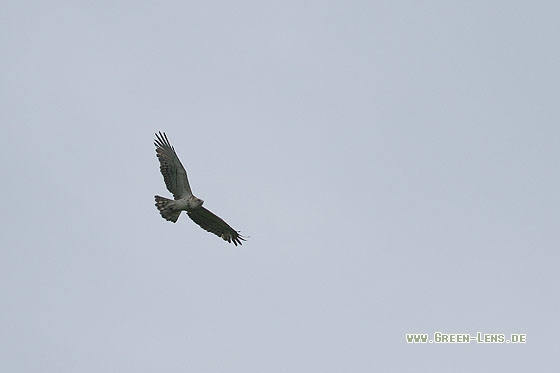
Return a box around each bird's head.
[193,197,204,207]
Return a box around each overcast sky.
[1,1,559,372]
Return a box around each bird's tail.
[154,195,181,223]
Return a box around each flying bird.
[154,131,245,246]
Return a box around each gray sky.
[1,1,559,371]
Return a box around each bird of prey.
[154,131,245,246]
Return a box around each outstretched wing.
[187,207,245,246]
[154,132,192,200]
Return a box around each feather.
[187,207,246,246]
[154,131,192,200]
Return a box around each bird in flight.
[154,131,245,246]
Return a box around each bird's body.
[154,195,202,222]
[153,132,245,246]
